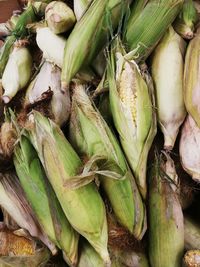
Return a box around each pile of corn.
[0,0,200,266]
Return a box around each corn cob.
[2,44,32,104]
[61,0,131,90]
[184,250,200,267]
[125,0,184,63]
[25,111,110,265]
[14,135,79,266]
[107,38,156,199]
[45,1,76,34]
[179,115,200,181]
[36,27,66,68]
[0,172,56,254]
[74,0,91,21]
[78,240,105,267]
[173,0,198,39]
[148,153,184,267]
[69,81,146,239]
[151,26,186,150]
[184,29,200,128]
[185,216,200,250]
[25,61,70,126]
[126,0,149,26]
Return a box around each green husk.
[107,38,156,199]
[148,153,184,267]
[74,0,92,20]
[125,0,184,63]
[78,240,105,267]
[0,172,56,254]
[14,136,79,266]
[127,0,149,26]
[61,0,131,89]
[151,26,186,150]
[69,81,146,239]
[173,0,198,39]
[183,29,200,128]
[184,216,200,250]
[25,111,110,265]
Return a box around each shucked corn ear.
[74,0,91,21]
[0,172,56,254]
[125,0,184,63]
[0,4,36,77]
[173,0,198,39]
[25,111,110,265]
[25,61,70,126]
[69,81,146,239]
[184,29,200,128]
[36,27,66,68]
[61,0,131,89]
[151,26,186,150]
[45,1,76,34]
[107,38,156,199]
[2,45,32,104]
[148,153,184,267]
[14,136,79,266]
[184,250,200,267]
[179,115,200,181]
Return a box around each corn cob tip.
[184,250,200,267]
[2,95,11,104]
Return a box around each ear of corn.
[179,115,200,181]
[125,0,184,63]
[148,153,184,267]
[45,1,76,34]
[184,30,200,128]
[107,38,156,199]
[0,172,57,254]
[184,216,200,250]
[36,27,66,68]
[25,111,110,265]
[2,45,32,104]
[69,81,146,239]
[25,61,70,126]
[151,26,186,150]
[184,250,200,267]
[173,0,198,39]
[74,0,91,21]
[61,0,131,89]
[14,135,79,266]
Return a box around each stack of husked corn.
[0,0,200,266]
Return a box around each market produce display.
[0,0,200,266]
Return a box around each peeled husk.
[179,115,200,181]
[151,26,186,150]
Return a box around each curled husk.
[45,1,76,34]
[148,152,184,267]
[151,26,186,150]
[2,45,32,103]
[107,38,156,199]
[184,30,200,128]
[0,229,50,267]
[0,172,56,254]
[36,27,66,68]
[179,115,200,181]
[184,250,200,267]
[173,0,198,39]
[25,61,70,126]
